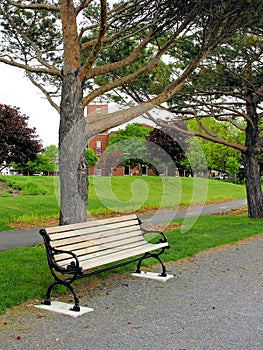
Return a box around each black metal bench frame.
[39,215,170,312]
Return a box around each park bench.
[39,214,170,312]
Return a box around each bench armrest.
[39,229,82,275]
[51,247,81,274]
[141,227,169,246]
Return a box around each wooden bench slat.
[54,235,148,264]
[54,231,145,260]
[46,214,138,234]
[50,219,140,241]
[51,228,143,250]
[56,240,147,266]
[58,241,168,270]
[79,242,168,270]
[78,241,153,265]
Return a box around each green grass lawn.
[0,214,262,315]
[0,175,261,315]
[0,175,246,231]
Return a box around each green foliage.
[0,104,42,169]
[107,123,153,172]
[0,176,54,195]
[25,144,58,174]
[20,181,47,195]
[0,4,62,67]
[43,144,58,159]
[93,36,166,101]
[85,148,98,168]
[192,33,263,95]
[225,157,241,175]
[108,123,152,146]
[186,119,244,173]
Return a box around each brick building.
[87,104,155,176]
[87,104,110,176]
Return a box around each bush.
[21,181,48,195]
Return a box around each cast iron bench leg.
[42,280,80,312]
[135,252,167,277]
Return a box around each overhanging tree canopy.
[1,0,261,224]
[103,8,263,218]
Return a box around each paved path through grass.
[0,199,247,251]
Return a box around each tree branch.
[26,72,60,113]
[82,0,198,81]
[86,36,223,136]
[3,0,59,12]
[147,113,247,152]
[5,15,60,74]
[79,0,108,80]
[83,29,154,81]
[0,57,60,76]
[75,0,93,16]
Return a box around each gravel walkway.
[1,235,262,350]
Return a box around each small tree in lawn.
[147,128,188,176]
[0,104,42,171]
[107,123,152,175]
[97,149,123,176]
[26,144,58,175]
[85,148,98,171]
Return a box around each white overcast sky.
[0,63,157,147]
[0,63,59,147]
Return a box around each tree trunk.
[59,72,88,225]
[243,150,263,218]
[243,93,263,218]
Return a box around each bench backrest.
[43,214,151,270]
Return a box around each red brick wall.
[87,104,109,175]
[87,108,156,176]
[87,104,108,116]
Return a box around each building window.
[124,165,130,176]
[142,165,147,176]
[96,168,102,176]
[96,140,102,155]
[96,108,101,114]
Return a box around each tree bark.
[243,93,263,218]
[243,150,263,218]
[59,72,88,225]
[58,0,88,225]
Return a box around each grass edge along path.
[0,214,262,316]
[0,176,247,231]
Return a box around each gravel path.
[1,235,262,350]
